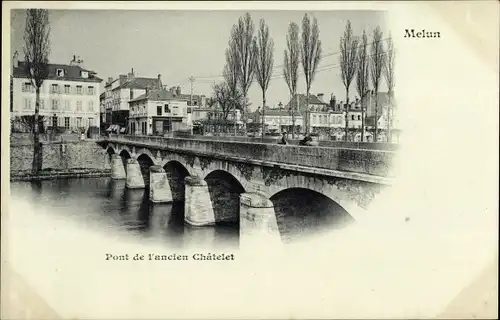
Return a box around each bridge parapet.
[106,134,395,178]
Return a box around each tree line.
[211,12,395,142]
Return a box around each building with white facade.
[11,55,102,132]
[128,88,193,135]
[103,69,161,129]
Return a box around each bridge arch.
[106,146,116,156]
[204,169,246,225]
[105,146,116,168]
[119,149,132,174]
[136,153,155,187]
[270,187,355,242]
[163,160,191,202]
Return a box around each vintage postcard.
[1,1,498,319]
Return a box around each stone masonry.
[126,158,145,189]
[184,175,215,226]
[149,165,173,203]
[10,141,108,173]
[111,154,126,180]
[239,192,281,249]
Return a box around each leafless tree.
[300,13,322,134]
[212,83,232,120]
[23,9,51,175]
[384,35,395,142]
[254,19,274,140]
[356,30,370,142]
[231,13,257,135]
[340,20,359,141]
[283,22,300,139]
[224,40,242,134]
[11,115,46,133]
[370,26,386,142]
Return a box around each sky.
[11,9,389,110]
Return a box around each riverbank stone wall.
[10,141,109,173]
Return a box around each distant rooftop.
[13,61,102,83]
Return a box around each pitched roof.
[129,88,189,103]
[365,115,383,127]
[13,61,102,83]
[284,93,330,115]
[120,77,161,90]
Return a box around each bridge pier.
[184,176,215,226]
[111,154,126,180]
[149,165,173,203]
[126,158,145,189]
[239,192,281,249]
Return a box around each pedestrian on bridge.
[279,131,288,145]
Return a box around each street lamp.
[278,102,283,134]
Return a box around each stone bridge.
[99,134,396,243]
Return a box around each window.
[164,104,170,113]
[81,71,89,78]
[76,101,82,111]
[64,117,70,128]
[76,117,82,128]
[88,101,94,111]
[64,85,70,94]
[65,100,71,111]
[40,100,45,109]
[88,86,95,95]
[88,118,93,126]
[56,69,65,77]
[187,107,192,114]
[76,86,82,95]
[52,99,59,110]
[130,90,134,100]
[51,84,59,94]
[157,106,162,116]
[351,115,355,121]
[358,115,361,121]
[52,116,58,128]
[24,98,32,110]
[22,82,33,93]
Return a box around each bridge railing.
[108,134,396,177]
[172,132,398,151]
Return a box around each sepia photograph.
[2,1,498,319]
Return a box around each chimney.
[145,86,150,95]
[176,86,181,96]
[317,93,324,102]
[13,51,19,68]
[330,94,336,110]
[157,74,162,89]
[107,77,113,84]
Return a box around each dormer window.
[56,69,65,77]
[81,71,89,78]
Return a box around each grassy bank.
[10,168,111,182]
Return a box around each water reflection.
[10,177,353,248]
[10,178,239,250]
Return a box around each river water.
[10,177,350,249]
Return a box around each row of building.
[10,55,398,142]
[249,92,398,141]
